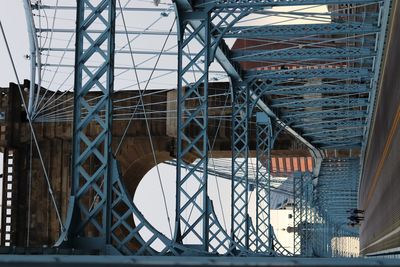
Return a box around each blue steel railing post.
[255,112,273,253]
[231,81,250,249]
[174,7,211,250]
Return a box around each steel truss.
[56,0,212,256]
[175,8,210,249]
[170,0,386,255]
[245,67,371,80]
[231,81,251,249]
[293,172,313,256]
[304,158,361,257]
[49,0,391,258]
[282,110,368,121]
[253,84,370,96]
[231,48,374,62]
[255,113,273,253]
[223,22,378,38]
[58,0,118,250]
[253,113,293,256]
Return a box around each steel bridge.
[0,0,399,265]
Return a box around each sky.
[0,1,30,87]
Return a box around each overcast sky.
[0,1,30,87]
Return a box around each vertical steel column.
[175,10,210,250]
[293,172,303,255]
[231,82,250,249]
[302,174,313,257]
[61,0,116,249]
[255,112,272,253]
[293,172,312,256]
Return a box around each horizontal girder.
[303,129,364,139]
[40,47,178,56]
[319,182,358,187]
[37,28,177,36]
[282,109,368,120]
[314,138,362,144]
[231,47,374,62]
[245,67,371,80]
[271,97,369,108]
[258,84,370,95]
[292,118,366,128]
[222,23,378,39]
[319,166,360,171]
[307,136,363,146]
[301,128,365,139]
[206,0,380,9]
[319,142,361,149]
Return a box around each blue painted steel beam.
[255,113,273,253]
[60,0,116,248]
[318,173,357,179]
[319,170,360,176]
[271,97,369,108]
[303,128,365,137]
[174,0,322,163]
[222,23,378,39]
[318,198,358,203]
[318,196,357,201]
[232,82,250,249]
[208,0,380,9]
[245,67,371,80]
[319,177,358,182]
[318,188,358,193]
[304,129,364,139]
[293,119,366,128]
[318,184,358,189]
[231,48,374,62]
[308,133,364,142]
[319,142,361,149]
[319,173,359,177]
[313,139,362,147]
[175,9,210,249]
[319,173,359,178]
[256,84,369,95]
[316,158,360,226]
[302,125,365,136]
[311,135,363,144]
[282,110,368,120]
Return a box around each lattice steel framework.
[317,158,360,223]
[293,172,313,256]
[60,0,117,249]
[231,81,250,248]
[57,0,204,255]
[175,8,210,249]
[45,0,391,257]
[255,113,272,253]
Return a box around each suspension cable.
[117,0,175,238]
[0,20,64,231]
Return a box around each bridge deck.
[0,255,399,267]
